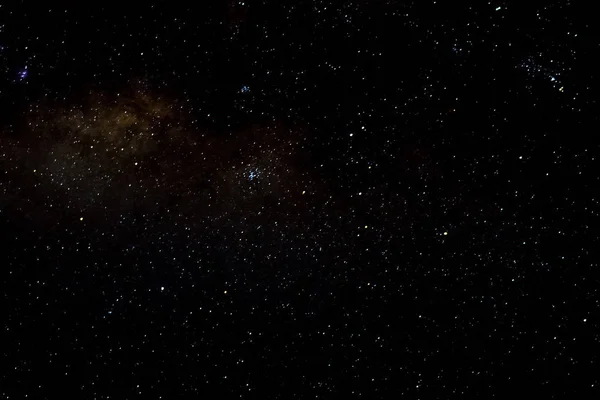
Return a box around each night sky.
[1,1,599,398]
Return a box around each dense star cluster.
[1,1,599,398]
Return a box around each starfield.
[1,2,598,399]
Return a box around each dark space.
[1,1,598,398]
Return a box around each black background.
[1,1,599,398]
